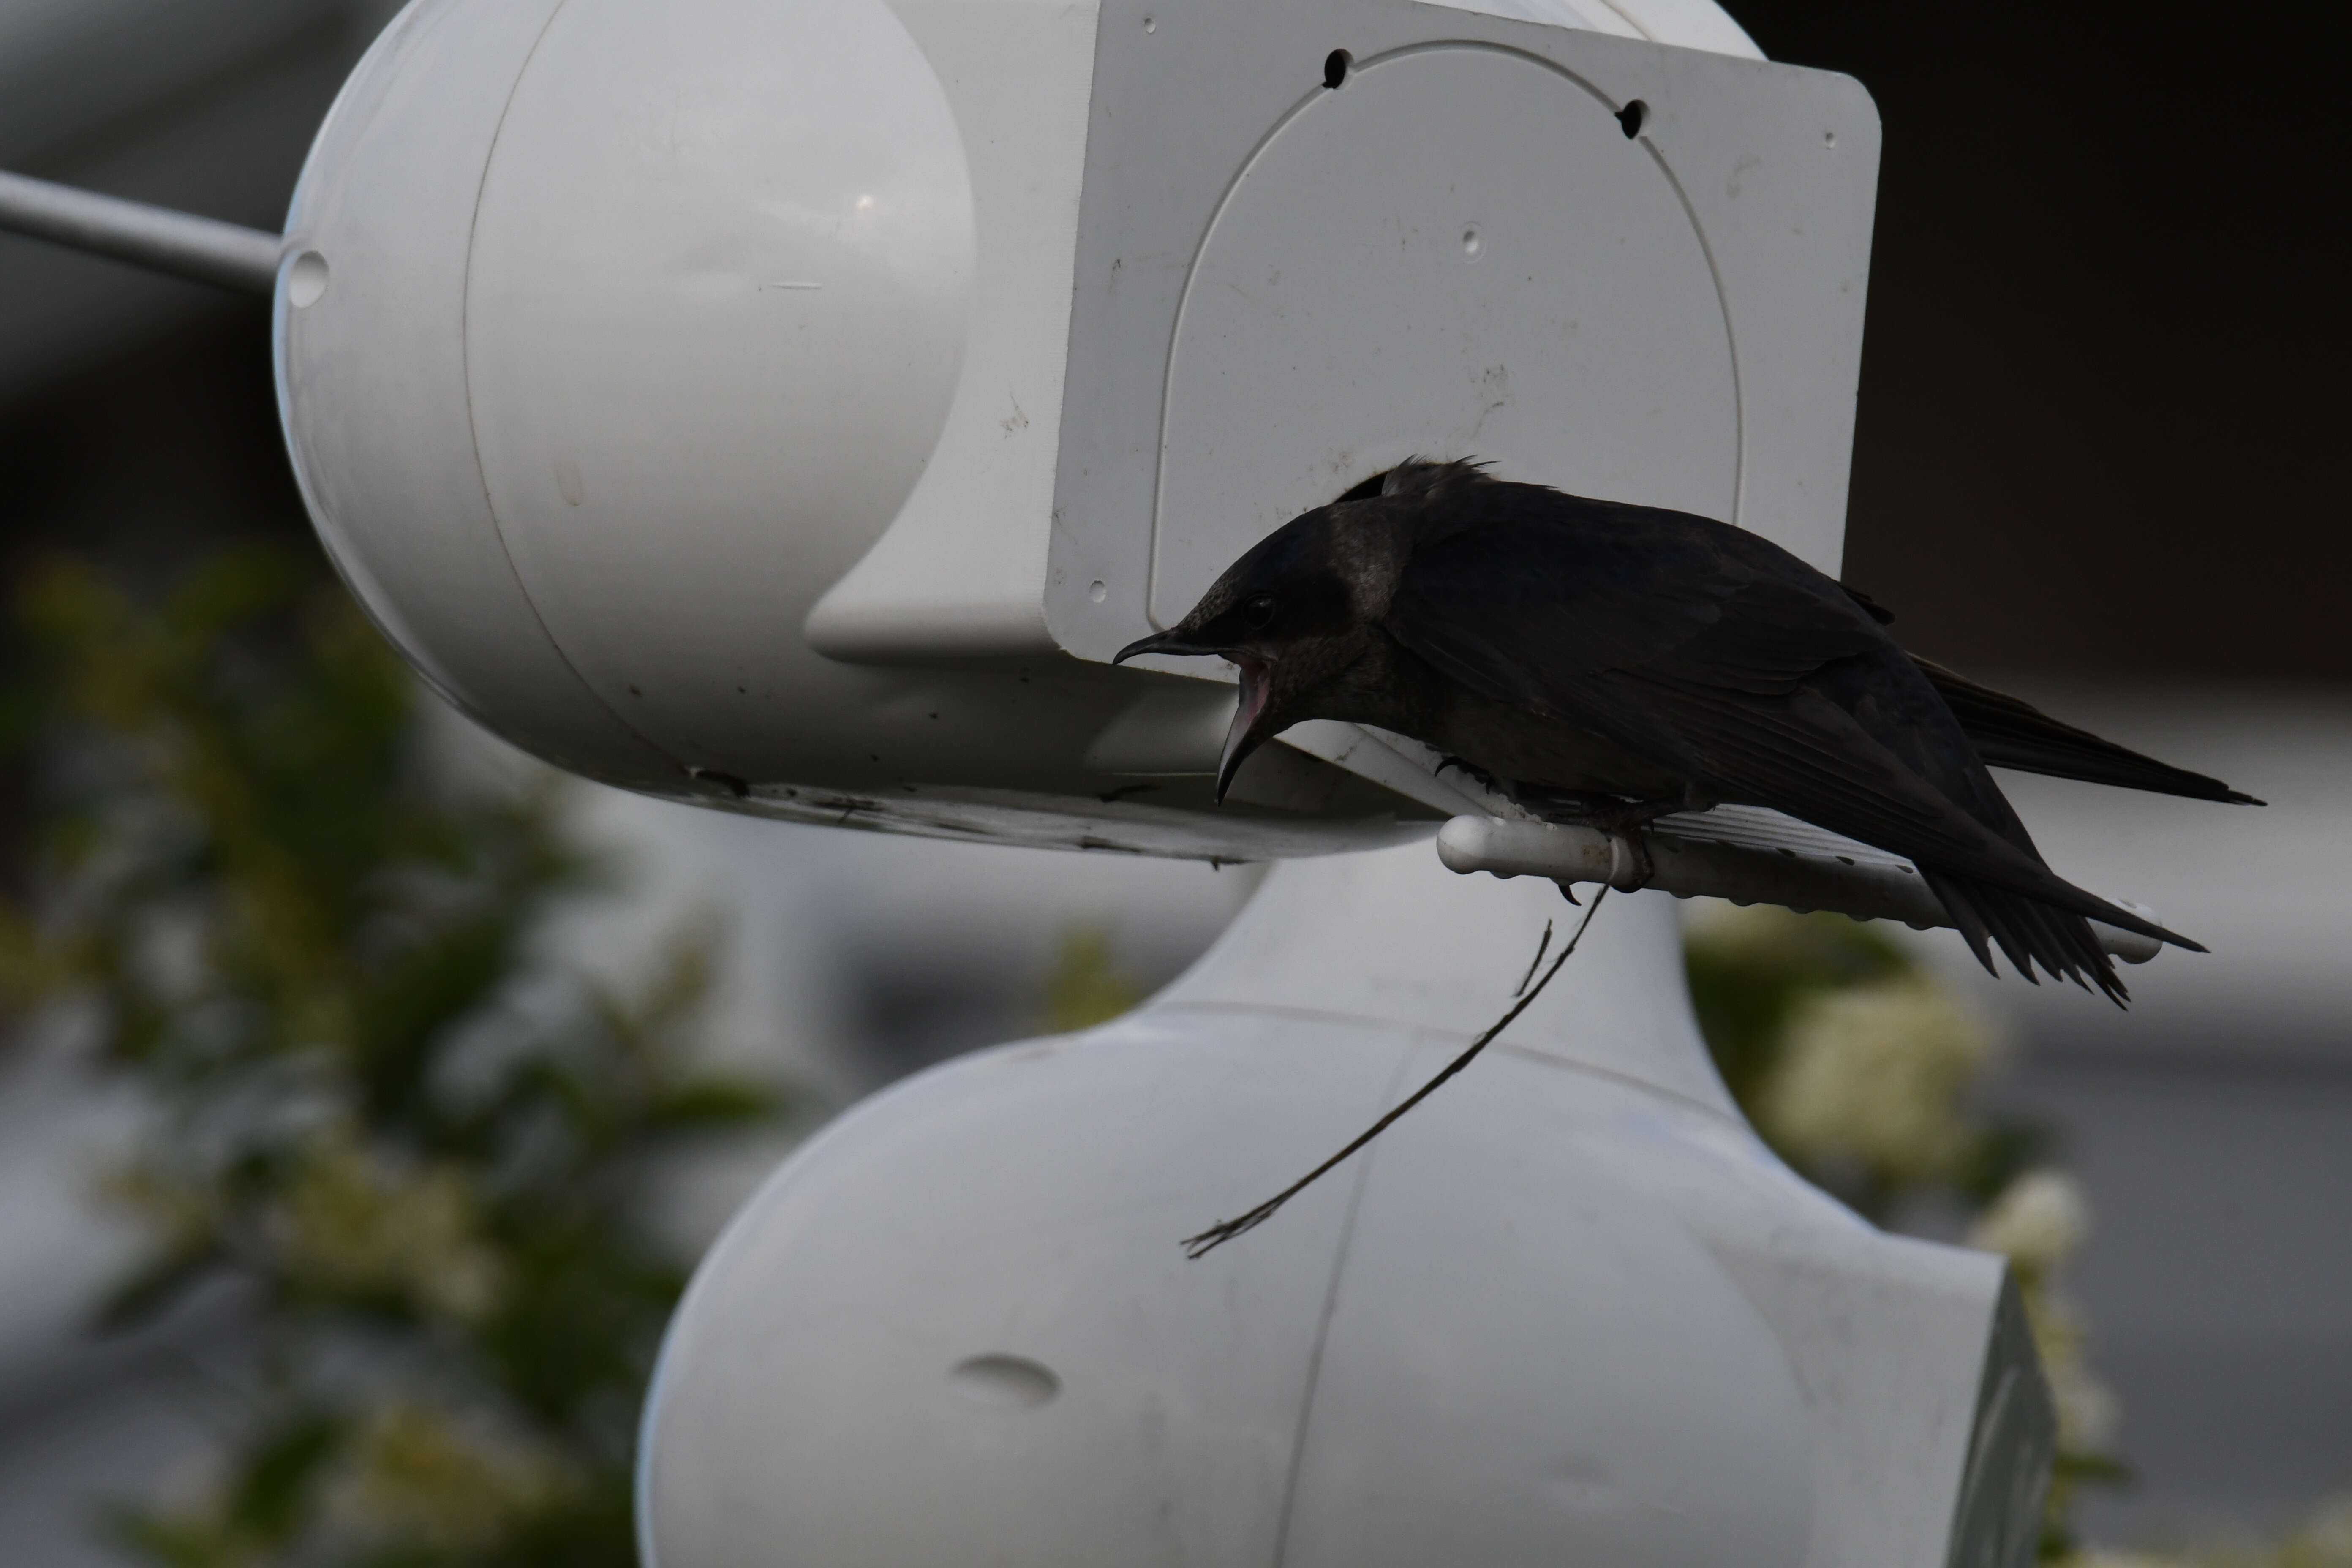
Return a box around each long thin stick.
[1182,887,1610,1259]
[1513,919,1554,997]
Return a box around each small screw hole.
[1323,49,1350,90]
[1461,226,1483,257]
[1823,129,1837,148]
[1616,99,1647,139]
[1142,14,1154,32]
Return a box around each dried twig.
[1514,919,1554,997]
[1182,888,1610,1259]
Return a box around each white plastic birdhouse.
[267,0,2058,1563]
[275,0,1877,855]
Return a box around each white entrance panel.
[1039,0,1878,672]
[1150,44,1739,629]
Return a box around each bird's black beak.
[1112,632,1219,665]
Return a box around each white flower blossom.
[1972,1168,2092,1276]
[273,1134,505,1321]
[322,1400,579,1552]
[1756,975,2008,1186]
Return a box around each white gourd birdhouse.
[271,0,2055,1563]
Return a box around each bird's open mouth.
[1108,633,1268,802]
[1217,656,1270,802]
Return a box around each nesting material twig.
[1181,888,1610,1260]
[1513,918,1554,997]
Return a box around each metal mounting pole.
[0,169,282,296]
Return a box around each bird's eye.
[1244,594,1277,629]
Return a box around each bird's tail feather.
[1940,836,2207,955]
[1920,867,2133,1007]
[1914,657,2262,806]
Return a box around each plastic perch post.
[0,169,281,296]
[1435,813,2164,964]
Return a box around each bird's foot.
[1434,754,1504,794]
[1510,791,1680,891]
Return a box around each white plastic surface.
[277,0,674,783]
[641,841,2053,1567]
[1436,811,2169,962]
[460,0,976,770]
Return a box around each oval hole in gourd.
[949,1353,1061,1409]
[288,250,330,307]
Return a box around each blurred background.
[0,0,2342,1563]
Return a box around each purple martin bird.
[1116,460,2253,1004]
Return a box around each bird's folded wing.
[1387,506,1878,761]
[1384,509,2158,930]
[1623,677,2143,924]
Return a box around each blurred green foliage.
[1038,923,1146,1036]
[0,545,784,1567]
[1684,903,2052,1224]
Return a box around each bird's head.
[1113,507,1379,801]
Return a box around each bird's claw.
[1434,755,1503,794]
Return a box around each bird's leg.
[1598,798,1688,890]
[1614,831,1655,893]
[1519,792,1691,890]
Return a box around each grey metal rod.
[0,169,282,297]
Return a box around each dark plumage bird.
[1117,460,2257,1004]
